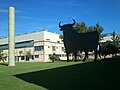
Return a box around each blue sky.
[0,0,120,37]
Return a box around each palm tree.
[75,22,87,33]
[25,50,32,61]
[19,50,23,61]
[0,50,5,63]
[19,50,23,56]
[111,31,120,46]
[59,34,64,42]
[94,23,104,40]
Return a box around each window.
[35,55,39,58]
[61,54,66,57]
[57,41,60,43]
[49,54,52,57]
[21,56,25,60]
[16,40,34,48]
[52,46,56,51]
[34,46,44,51]
[0,44,8,50]
[46,39,50,41]
[62,47,64,51]
[32,55,34,60]
[48,46,50,48]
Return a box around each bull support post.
[74,51,77,62]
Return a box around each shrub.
[100,43,119,57]
[49,53,57,62]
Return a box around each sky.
[0,0,120,38]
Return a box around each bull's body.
[59,19,99,62]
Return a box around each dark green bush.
[100,43,119,57]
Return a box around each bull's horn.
[71,19,75,26]
[59,22,62,28]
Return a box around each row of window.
[34,46,44,51]
[20,55,38,60]
[34,46,64,51]
[18,54,66,61]
[0,40,34,50]
[49,54,66,57]
[0,44,64,52]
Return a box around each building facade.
[0,30,66,62]
[100,33,120,45]
[100,33,113,43]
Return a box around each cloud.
[0,9,8,13]
[66,1,85,7]
[44,24,57,29]
[0,9,24,13]
[17,16,39,20]
[53,1,85,7]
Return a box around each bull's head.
[59,19,76,31]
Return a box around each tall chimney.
[8,6,15,66]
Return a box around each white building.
[0,30,66,62]
[100,33,113,43]
[100,33,120,44]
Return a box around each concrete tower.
[8,6,15,66]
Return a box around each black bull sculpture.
[59,19,99,62]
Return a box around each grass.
[0,57,120,90]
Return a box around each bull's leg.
[67,53,69,62]
[94,49,97,62]
[74,52,77,62]
[82,51,88,62]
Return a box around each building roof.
[0,30,62,45]
[100,35,113,42]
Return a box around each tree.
[49,53,57,62]
[100,41,119,58]
[0,50,6,63]
[75,22,87,33]
[75,22,103,34]
[111,31,120,46]
[19,50,23,56]
[94,23,104,40]
[88,26,95,32]
[18,50,23,62]
[25,50,32,61]
[75,22,104,41]
[59,34,64,42]
[49,53,60,62]
[94,23,104,34]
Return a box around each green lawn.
[0,58,120,90]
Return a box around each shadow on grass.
[14,58,120,90]
[0,63,8,66]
